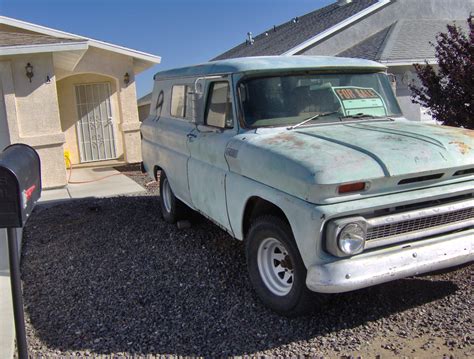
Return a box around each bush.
[410,16,473,129]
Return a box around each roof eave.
[0,41,89,56]
[282,0,393,56]
[380,59,437,66]
[87,39,161,64]
[0,15,161,66]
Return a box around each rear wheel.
[159,171,187,223]
[246,215,321,316]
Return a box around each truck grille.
[364,198,474,249]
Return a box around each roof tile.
[0,30,85,47]
[337,24,394,60]
[379,19,468,61]
[212,0,379,60]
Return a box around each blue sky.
[0,0,333,98]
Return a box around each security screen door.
[75,83,117,162]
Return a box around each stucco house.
[212,0,472,122]
[0,16,161,189]
[137,92,152,122]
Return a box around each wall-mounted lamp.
[25,63,34,83]
[123,72,130,86]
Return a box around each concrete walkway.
[1,167,145,358]
[0,229,22,359]
[39,167,145,203]
[0,262,14,359]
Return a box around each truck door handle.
[187,133,197,139]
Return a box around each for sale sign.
[332,86,388,117]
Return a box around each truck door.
[187,81,236,232]
[142,82,194,205]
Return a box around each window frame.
[204,81,234,129]
[236,70,401,129]
[170,84,189,119]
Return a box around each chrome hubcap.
[162,178,172,213]
[257,237,294,296]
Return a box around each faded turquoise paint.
[153,56,386,80]
[225,120,474,205]
[142,57,474,293]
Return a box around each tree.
[409,15,473,129]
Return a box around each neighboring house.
[212,0,472,121]
[137,92,152,121]
[0,16,161,189]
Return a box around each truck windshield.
[239,72,402,128]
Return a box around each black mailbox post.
[0,144,41,359]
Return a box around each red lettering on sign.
[336,87,378,100]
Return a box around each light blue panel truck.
[141,56,473,316]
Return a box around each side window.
[205,82,233,128]
[170,85,187,118]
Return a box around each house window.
[205,82,233,128]
[170,85,188,118]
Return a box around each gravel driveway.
[21,166,473,357]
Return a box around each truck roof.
[153,56,386,80]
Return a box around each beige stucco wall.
[56,47,142,164]
[0,55,67,188]
[0,45,144,189]
[0,85,10,149]
[57,73,124,164]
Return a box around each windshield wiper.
[287,111,340,130]
[339,113,377,120]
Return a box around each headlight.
[326,217,367,257]
[338,223,366,255]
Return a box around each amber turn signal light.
[338,182,366,194]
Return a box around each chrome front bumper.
[306,229,474,293]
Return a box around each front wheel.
[246,215,321,316]
[159,171,187,223]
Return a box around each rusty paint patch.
[449,141,471,154]
[263,133,306,148]
[462,129,474,139]
[435,125,474,139]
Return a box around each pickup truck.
[141,56,474,316]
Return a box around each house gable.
[0,16,161,73]
[375,19,468,64]
[300,0,471,59]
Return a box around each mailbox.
[0,144,41,228]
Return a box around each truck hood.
[225,121,474,204]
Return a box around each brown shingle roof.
[0,31,85,47]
